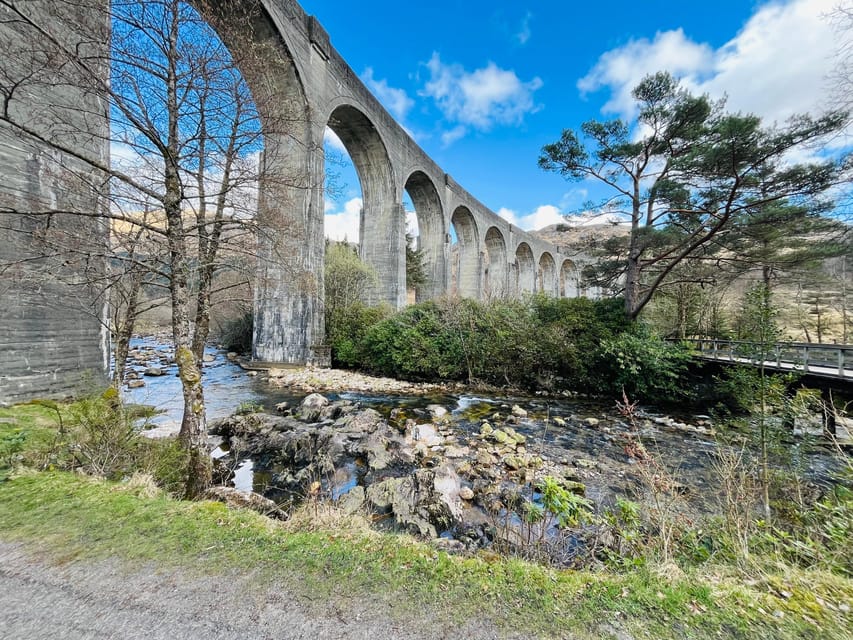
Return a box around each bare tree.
[0,0,293,496]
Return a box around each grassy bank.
[1,470,851,639]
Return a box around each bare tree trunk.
[625,193,643,319]
[112,271,142,388]
[161,1,210,497]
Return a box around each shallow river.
[122,337,848,517]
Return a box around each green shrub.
[594,330,692,402]
[218,310,253,354]
[2,392,189,495]
[361,301,467,380]
[326,294,691,399]
[327,302,390,368]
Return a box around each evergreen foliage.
[538,72,848,320]
[326,294,691,402]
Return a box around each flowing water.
[124,337,848,516]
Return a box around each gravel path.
[0,542,519,640]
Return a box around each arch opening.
[539,252,557,297]
[484,227,508,299]
[404,171,445,302]
[184,0,322,364]
[515,243,535,294]
[326,105,401,308]
[451,206,480,299]
[560,259,580,298]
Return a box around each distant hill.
[532,215,630,254]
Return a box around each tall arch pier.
[0,0,595,402]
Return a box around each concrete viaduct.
[217,0,593,365]
[0,0,594,402]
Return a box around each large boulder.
[365,466,462,538]
[298,393,330,422]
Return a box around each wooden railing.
[677,339,853,381]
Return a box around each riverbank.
[2,471,851,639]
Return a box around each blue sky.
[297,0,845,241]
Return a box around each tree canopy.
[539,72,849,320]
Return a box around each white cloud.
[405,209,419,237]
[324,197,362,242]
[421,53,543,135]
[323,128,347,154]
[361,68,415,120]
[516,12,533,45]
[441,125,467,147]
[497,204,565,230]
[579,29,714,116]
[580,0,839,125]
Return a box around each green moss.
[175,346,201,385]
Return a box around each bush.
[5,391,190,496]
[325,293,695,400]
[594,330,693,402]
[217,310,253,354]
[327,302,390,368]
[361,301,467,380]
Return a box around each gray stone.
[337,486,365,514]
[426,404,448,419]
[274,402,290,414]
[297,393,329,422]
[491,429,510,444]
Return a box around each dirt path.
[0,542,524,640]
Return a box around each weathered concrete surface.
[233,0,597,364]
[0,0,597,392]
[0,1,110,403]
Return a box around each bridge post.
[0,0,111,403]
[252,122,327,366]
[361,201,406,309]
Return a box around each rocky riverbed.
[208,390,842,561]
[122,336,847,561]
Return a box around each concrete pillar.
[252,127,327,365]
[0,0,110,403]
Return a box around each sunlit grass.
[2,471,851,639]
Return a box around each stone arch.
[188,2,324,365]
[483,226,508,299]
[560,259,580,298]
[538,252,557,296]
[326,104,401,308]
[451,206,480,298]
[404,170,445,301]
[515,243,535,294]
